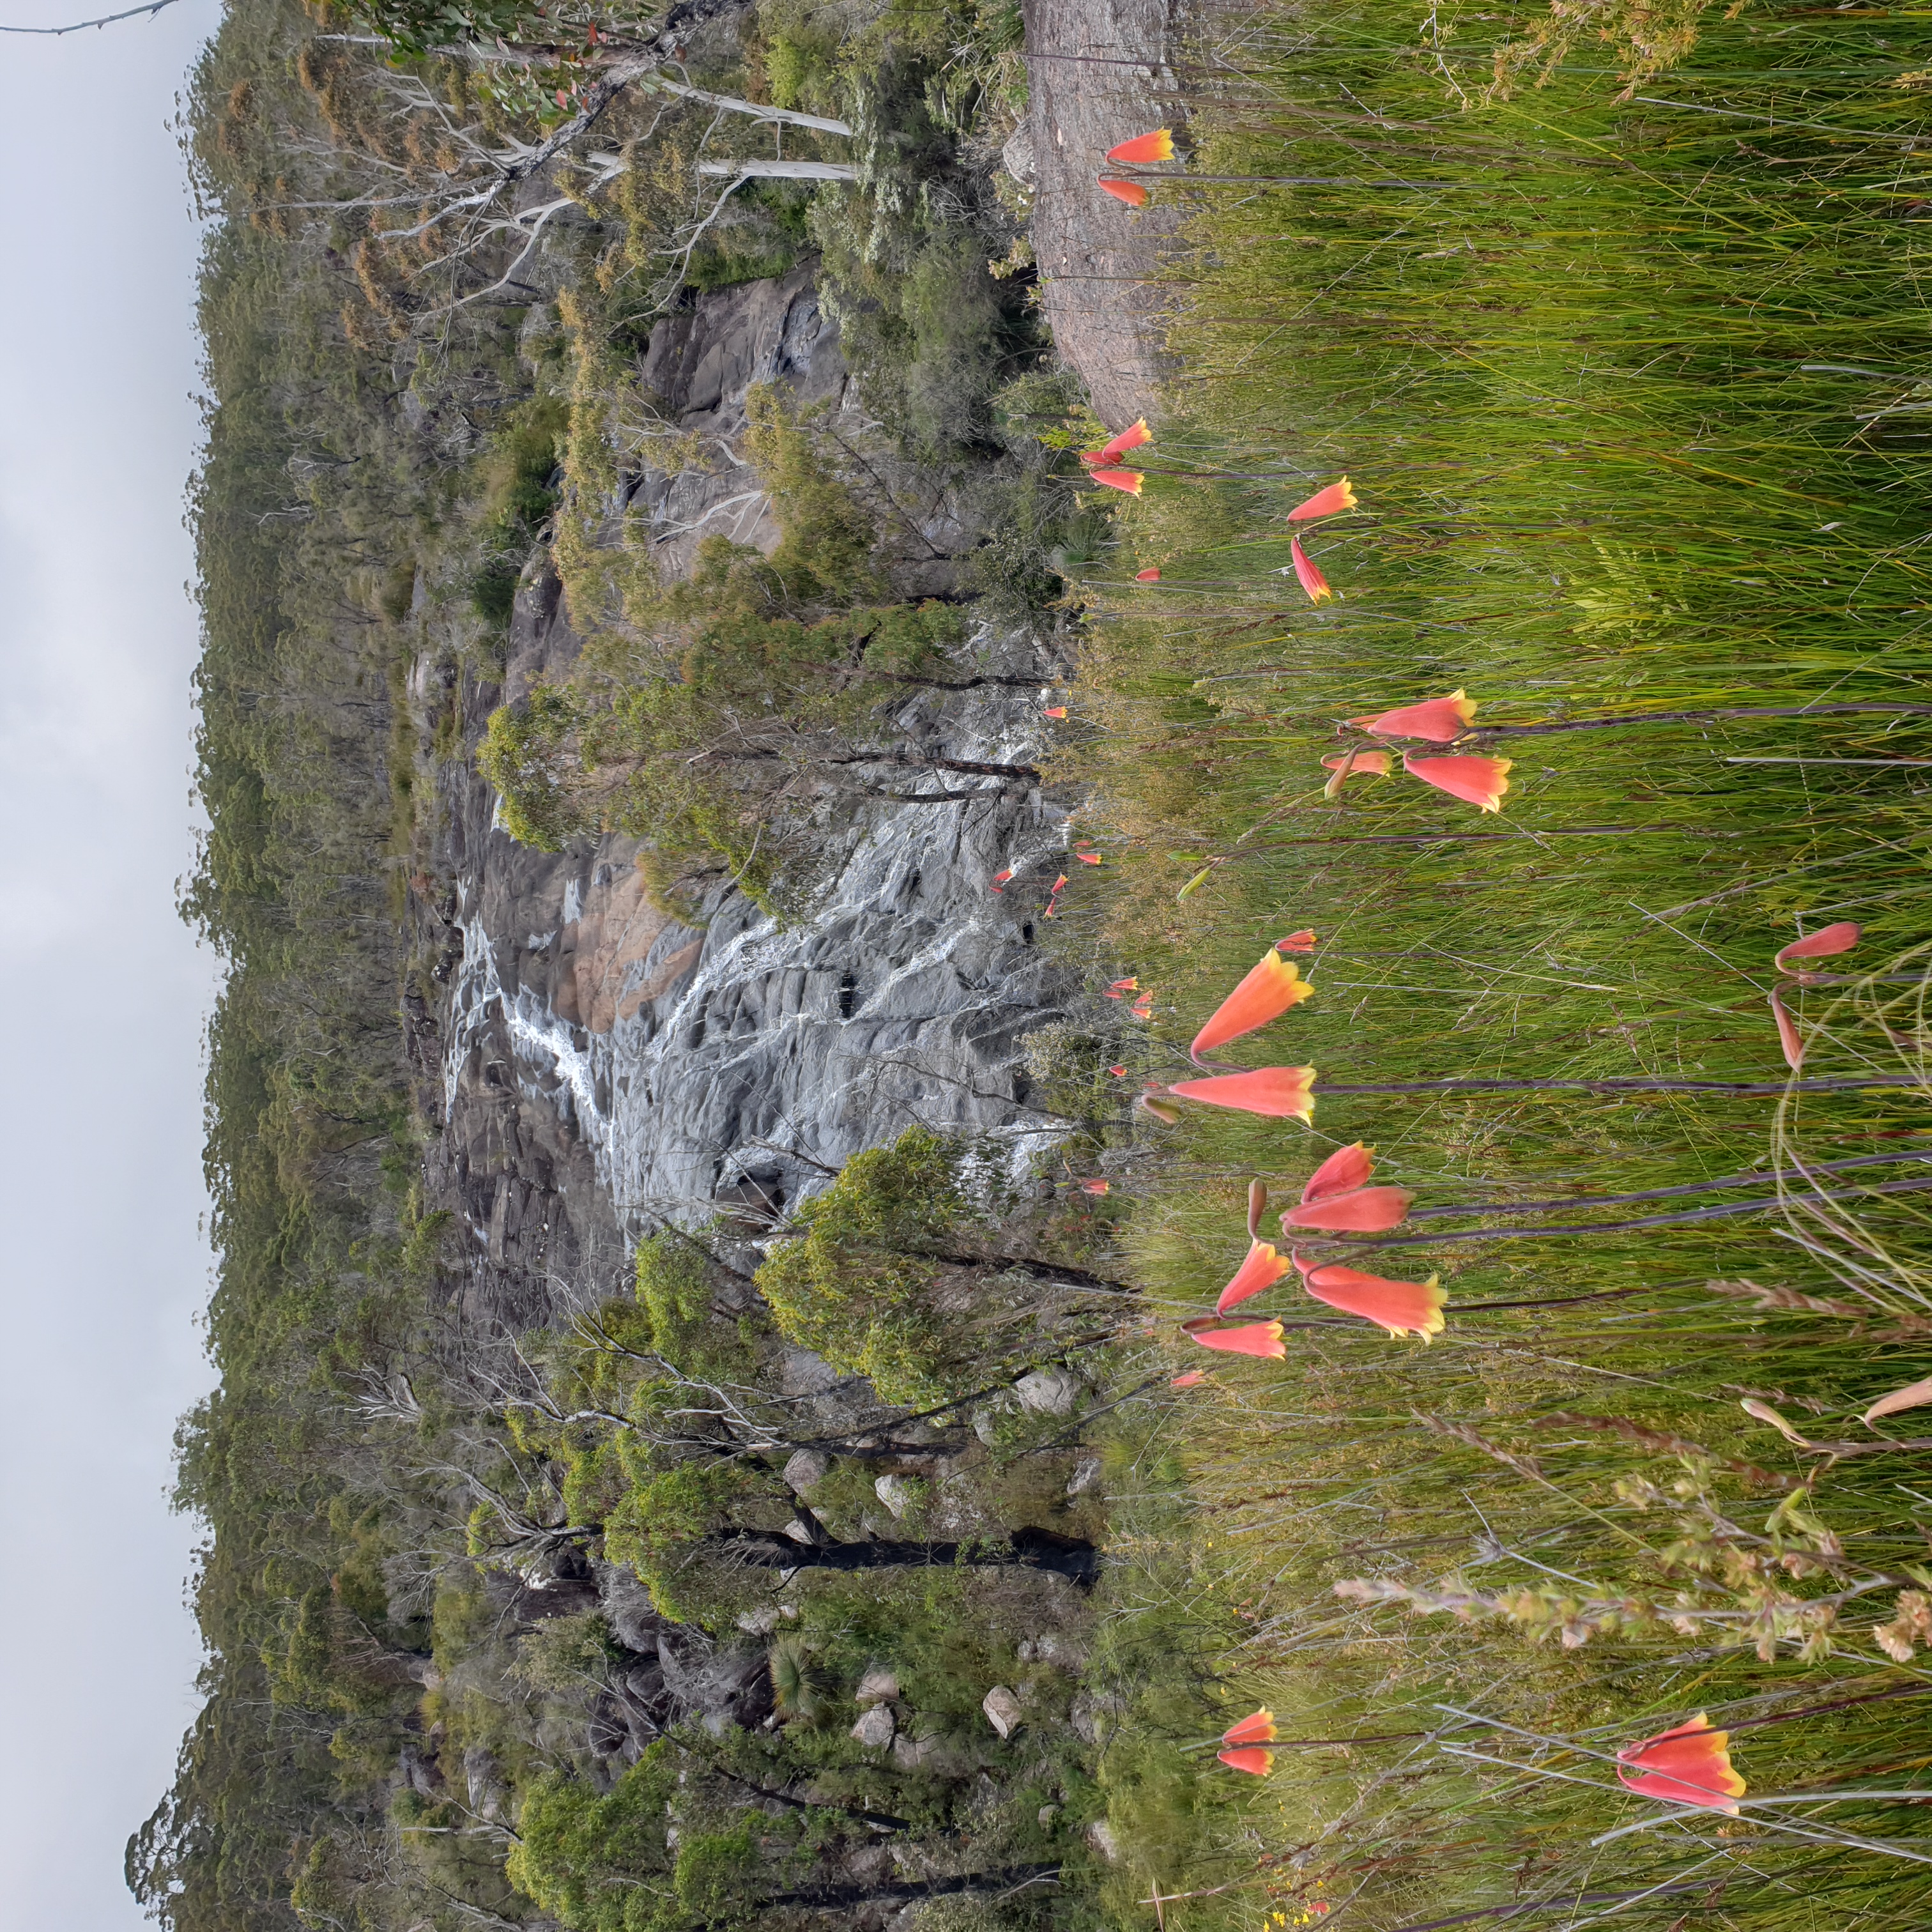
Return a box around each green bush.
[754,1126,970,1404]
[506,1753,677,1932]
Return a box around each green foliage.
[507,1753,678,1932]
[477,682,585,851]
[755,1126,970,1404]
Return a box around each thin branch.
[0,0,179,32]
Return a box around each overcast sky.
[0,0,227,1920]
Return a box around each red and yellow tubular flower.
[1773,921,1860,971]
[1190,949,1314,1059]
[1294,1255,1445,1341]
[1276,930,1318,952]
[1351,688,1476,742]
[1218,1746,1275,1775]
[1287,477,1357,522]
[1615,1715,1745,1814]
[1106,128,1175,164]
[1223,1710,1278,1747]
[1216,1241,1291,1315]
[1770,985,1805,1070]
[1088,466,1144,495]
[1135,565,1162,581]
[1301,1141,1376,1204]
[1282,1186,1413,1234]
[1169,1067,1317,1122]
[1096,418,1152,464]
[1098,176,1149,206]
[1290,535,1333,603]
[1186,1319,1287,1358]
[1321,746,1388,800]
[1170,1370,1208,1386]
[1403,752,1512,813]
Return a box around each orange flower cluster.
[1324,688,1512,813]
[1098,127,1174,206]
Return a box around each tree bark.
[720,1526,1098,1584]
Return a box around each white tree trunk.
[696,160,859,181]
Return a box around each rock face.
[1022,0,1188,426]
[418,263,1077,1321]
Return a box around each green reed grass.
[1053,5,1932,1928]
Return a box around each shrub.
[754,1126,970,1404]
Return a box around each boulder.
[463,1745,507,1822]
[850,1701,897,1749]
[1066,1455,1103,1496]
[855,1664,900,1706]
[873,1473,917,1517]
[981,1684,1024,1739]
[1089,1817,1121,1863]
[1013,1367,1081,1416]
[1020,1629,1088,1670]
[783,1448,831,1494]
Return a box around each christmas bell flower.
[1223,1710,1278,1747]
[1089,467,1145,494]
[1290,535,1333,604]
[1079,1178,1110,1195]
[1351,689,1476,742]
[1099,176,1149,207]
[1774,921,1861,972]
[1106,977,1138,997]
[1218,1745,1275,1775]
[1216,1241,1291,1315]
[1044,705,1068,719]
[1287,477,1356,523]
[1282,1185,1413,1234]
[1169,1067,1317,1122]
[1770,985,1805,1070]
[1170,1369,1208,1386]
[1276,930,1318,953]
[990,868,1013,891]
[1107,128,1174,164]
[1191,949,1314,1060]
[1301,1140,1376,1204]
[1076,850,1103,864]
[1184,1317,1287,1358]
[1615,1715,1745,1814]
[1321,747,1390,799]
[1403,751,1512,813]
[1084,418,1151,466]
[1294,1254,1445,1340]
[1136,566,1162,581]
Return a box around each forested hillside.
[135,2,1135,1926]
